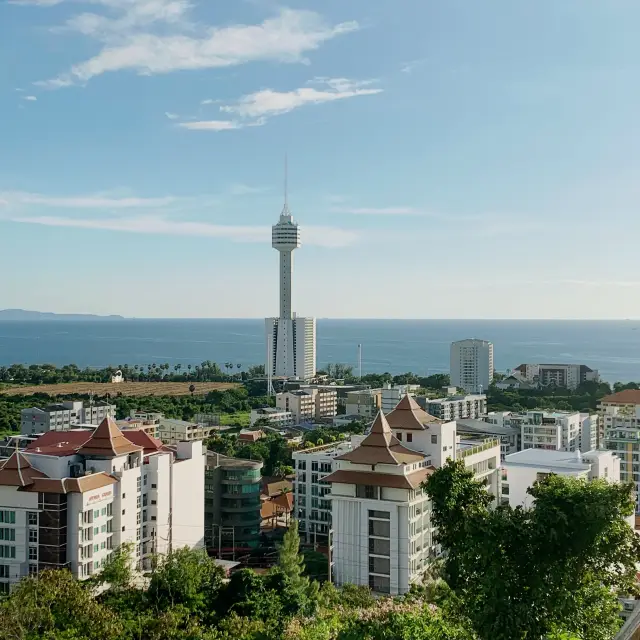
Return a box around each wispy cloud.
[9,0,63,5]
[22,95,38,101]
[30,6,358,88]
[221,78,381,119]
[181,77,381,132]
[0,191,176,209]
[4,214,357,247]
[178,120,240,131]
[229,183,268,196]
[164,111,179,120]
[400,58,427,75]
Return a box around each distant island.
[0,309,125,321]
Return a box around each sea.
[0,319,640,383]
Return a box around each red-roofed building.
[0,417,205,594]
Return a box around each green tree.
[91,542,134,591]
[424,459,640,640]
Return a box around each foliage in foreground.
[424,459,640,640]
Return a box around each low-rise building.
[519,410,583,452]
[238,430,265,443]
[345,389,382,419]
[204,454,263,553]
[502,449,622,509]
[21,401,116,436]
[117,418,159,438]
[275,388,338,425]
[250,407,293,428]
[381,384,420,414]
[0,418,204,593]
[417,394,487,421]
[514,363,599,390]
[157,418,214,444]
[457,418,520,460]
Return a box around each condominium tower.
[265,194,316,380]
[450,339,494,393]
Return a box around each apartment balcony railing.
[459,438,500,458]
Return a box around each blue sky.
[2,0,640,319]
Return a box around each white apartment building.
[292,440,353,543]
[519,410,589,453]
[0,417,204,593]
[324,396,500,595]
[450,339,493,394]
[21,401,116,436]
[157,418,214,445]
[345,389,382,419]
[381,384,419,414]
[502,449,622,509]
[250,407,294,428]
[420,394,487,421]
[276,388,338,425]
[514,363,599,390]
[457,419,521,460]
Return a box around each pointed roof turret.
[386,394,441,431]
[0,450,47,487]
[335,411,425,466]
[77,417,143,458]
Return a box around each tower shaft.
[279,250,293,320]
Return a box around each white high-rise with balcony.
[265,193,316,380]
[450,339,494,393]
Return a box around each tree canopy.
[424,458,640,640]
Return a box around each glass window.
[407,433,413,443]
[28,530,37,543]
[431,435,438,444]
[93,510,100,519]
[28,547,37,560]
[368,556,390,575]
[28,512,38,526]
[368,520,390,537]
[369,538,390,556]
[368,510,390,520]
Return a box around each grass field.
[0,381,240,397]
[219,411,251,428]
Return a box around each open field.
[0,381,240,397]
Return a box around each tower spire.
[281,153,291,218]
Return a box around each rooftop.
[386,394,441,431]
[206,452,263,470]
[456,419,520,437]
[504,448,594,471]
[601,389,640,405]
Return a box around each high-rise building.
[265,194,316,380]
[450,339,494,393]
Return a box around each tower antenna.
[283,153,289,212]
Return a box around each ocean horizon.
[1,319,640,383]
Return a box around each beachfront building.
[292,440,354,544]
[450,339,494,393]
[326,396,500,595]
[418,394,487,421]
[502,449,622,509]
[265,198,316,380]
[156,418,214,445]
[204,453,263,552]
[20,401,116,436]
[0,418,204,592]
[513,363,599,390]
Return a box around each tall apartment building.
[518,410,596,453]
[450,339,493,393]
[502,449,622,509]
[21,401,116,436]
[204,454,263,552]
[292,440,353,543]
[418,394,487,421]
[275,388,337,425]
[0,418,204,593]
[306,395,500,596]
[600,390,640,513]
[514,363,599,390]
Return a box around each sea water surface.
[0,320,639,382]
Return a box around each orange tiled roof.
[386,394,441,431]
[0,451,47,487]
[323,466,434,489]
[601,389,640,405]
[77,417,142,457]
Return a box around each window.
[107,503,113,517]
[122,493,126,499]
[356,485,378,500]
[151,500,156,505]
[101,525,107,533]
[431,435,438,444]
[28,547,37,560]
[136,496,141,508]
[151,484,157,489]
[94,544,99,553]
[369,538,390,555]
[0,565,8,578]
[368,520,390,537]
[0,529,15,542]
[368,557,390,575]
[28,512,38,526]
[101,541,106,550]
[501,485,510,495]
[28,530,37,543]
[122,526,125,532]
[101,508,107,516]
[93,527,99,535]
[137,512,142,525]
[143,475,148,486]
[93,510,100,519]
[0,511,16,525]
[122,510,126,516]
[368,574,390,594]
[368,510,390,520]
[406,433,413,443]
[142,495,148,507]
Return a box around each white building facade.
[265,201,316,380]
[421,394,487,421]
[513,363,599,390]
[502,449,622,509]
[0,418,204,593]
[450,339,494,394]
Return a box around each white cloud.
[164,111,179,120]
[23,95,38,101]
[178,120,240,131]
[201,99,216,105]
[0,191,175,209]
[35,7,359,88]
[5,214,357,247]
[221,78,381,119]
[229,183,268,196]
[9,0,63,5]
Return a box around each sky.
[1,0,640,319]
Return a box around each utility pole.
[327,529,332,584]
